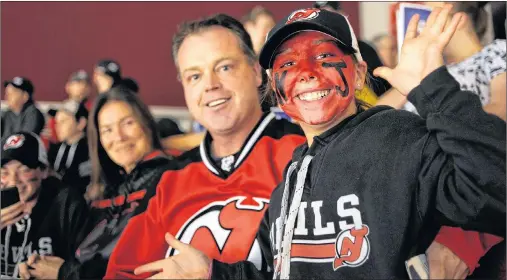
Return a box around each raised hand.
[134,233,211,279]
[0,201,25,230]
[374,4,465,95]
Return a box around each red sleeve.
[104,172,172,279]
[434,226,504,275]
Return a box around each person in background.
[1,77,45,138]
[371,33,397,68]
[383,1,506,122]
[47,101,91,194]
[64,70,92,108]
[104,13,305,279]
[0,132,89,279]
[92,59,122,94]
[20,87,177,280]
[242,6,276,55]
[42,70,93,149]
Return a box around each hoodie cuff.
[434,226,504,275]
[58,259,80,280]
[406,66,463,119]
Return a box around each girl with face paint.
[270,31,367,143]
[115,6,506,280]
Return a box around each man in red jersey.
[104,14,306,279]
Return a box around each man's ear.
[77,117,87,132]
[355,61,368,91]
[22,92,30,103]
[253,62,263,88]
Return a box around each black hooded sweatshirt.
[210,66,506,279]
[0,177,89,278]
[57,151,176,280]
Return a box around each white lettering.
[311,200,336,235]
[294,202,308,235]
[337,194,362,230]
[38,237,52,255]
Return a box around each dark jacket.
[0,177,89,278]
[57,150,176,280]
[210,66,506,279]
[1,101,45,138]
[48,137,91,194]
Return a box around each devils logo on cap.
[286,8,320,24]
[3,134,25,150]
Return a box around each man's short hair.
[171,13,256,72]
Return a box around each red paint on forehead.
[270,31,357,126]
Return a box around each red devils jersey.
[105,112,306,279]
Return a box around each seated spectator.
[34,87,176,280]
[0,132,89,279]
[64,70,92,108]
[242,6,276,55]
[47,101,91,194]
[1,77,45,138]
[104,13,305,279]
[92,59,122,94]
[371,33,397,68]
[42,70,93,148]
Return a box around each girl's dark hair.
[86,87,163,200]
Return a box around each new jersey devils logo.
[333,224,370,270]
[166,196,269,270]
[286,8,320,24]
[3,134,25,150]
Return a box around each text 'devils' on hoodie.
[210,66,506,279]
[1,178,89,278]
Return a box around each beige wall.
[359,2,392,42]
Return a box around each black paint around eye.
[322,60,349,97]
[274,71,288,103]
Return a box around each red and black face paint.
[274,71,288,104]
[322,60,349,97]
[270,31,358,126]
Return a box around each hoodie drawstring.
[275,155,313,279]
[12,216,32,278]
[4,225,12,276]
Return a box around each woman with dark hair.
[19,86,177,280]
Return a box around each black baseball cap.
[3,77,34,96]
[313,1,342,11]
[1,132,48,169]
[68,69,90,83]
[259,8,362,69]
[95,59,122,82]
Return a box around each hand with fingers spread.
[0,201,25,230]
[134,233,212,279]
[374,4,465,95]
[19,253,64,279]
